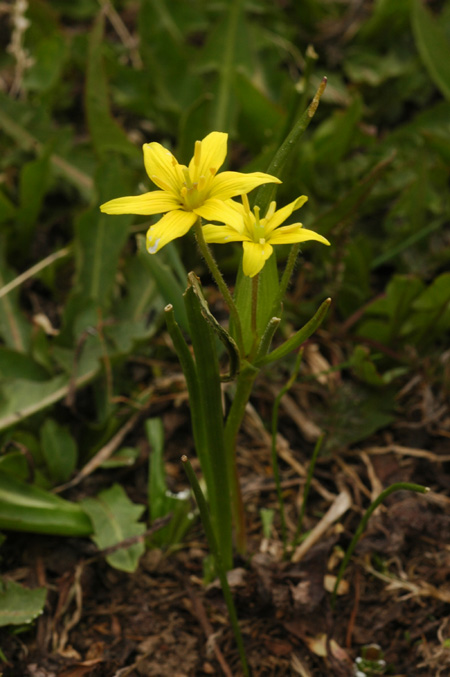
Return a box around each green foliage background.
[0,0,449,554]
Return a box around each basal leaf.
[40,418,78,484]
[411,0,450,101]
[0,580,46,628]
[74,158,132,307]
[81,484,146,572]
[86,14,140,159]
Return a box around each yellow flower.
[100,131,280,254]
[202,194,330,277]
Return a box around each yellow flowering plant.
[101,81,332,576]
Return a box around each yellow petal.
[268,224,330,246]
[100,191,181,215]
[189,131,228,181]
[264,196,308,235]
[143,143,184,195]
[242,241,273,277]
[194,198,245,232]
[210,171,281,201]
[146,210,198,253]
[202,224,249,244]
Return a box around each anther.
[194,141,202,167]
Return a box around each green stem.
[272,243,300,318]
[183,285,233,570]
[224,362,259,552]
[331,482,429,608]
[292,433,324,549]
[254,77,328,215]
[164,305,212,494]
[182,455,250,677]
[251,275,258,338]
[270,350,304,556]
[194,219,244,355]
[280,45,318,144]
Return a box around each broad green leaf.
[23,33,67,92]
[74,158,132,307]
[17,154,51,242]
[0,189,16,224]
[0,367,98,432]
[411,0,450,101]
[313,96,363,165]
[322,384,396,452]
[0,348,49,381]
[0,452,30,481]
[357,275,425,345]
[0,580,46,628]
[412,272,450,311]
[235,72,284,153]
[86,14,140,159]
[81,484,146,572]
[40,418,78,484]
[0,471,93,536]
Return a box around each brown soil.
[1,358,449,677]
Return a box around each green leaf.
[74,158,132,307]
[40,418,78,484]
[256,298,331,366]
[23,33,67,92]
[412,272,450,311]
[147,417,167,522]
[0,471,93,536]
[17,154,51,242]
[86,14,141,159]
[0,189,16,224]
[411,0,450,101]
[188,272,240,379]
[81,484,146,572]
[0,580,46,628]
[234,254,280,355]
[0,348,49,381]
[136,235,188,330]
[357,275,425,345]
[0,247,31,352]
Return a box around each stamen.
[259,238,265,245]
[197,176,206,191]
[194,141,202,167]
[182,167,193,189]
[265,201,276,220]
[241,194,250,213]
[253,206,261,225]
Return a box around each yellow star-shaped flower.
[100,131,280,254]
[202,194,330,277]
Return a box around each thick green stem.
[183,285,233,570]
[224,362,259,552]
[194,219,244,355]
[182,455,250,677]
